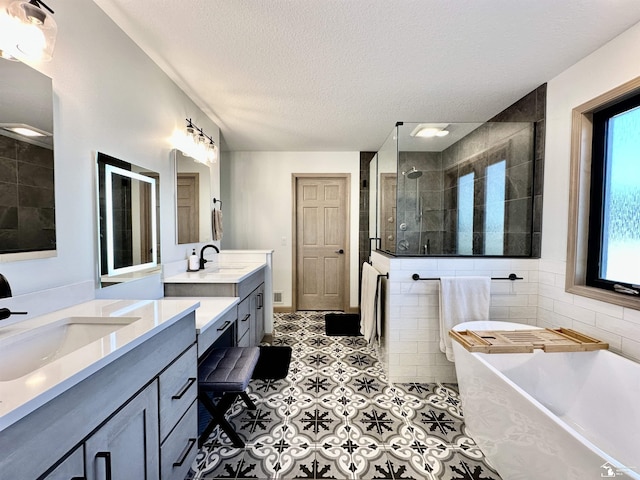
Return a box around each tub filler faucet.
[199,244,220,270]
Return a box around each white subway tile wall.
[537,260,640,360]
[371,253,640,383]
[372,252,540,383]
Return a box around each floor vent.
[273,291,283,304]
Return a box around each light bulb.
[6,1,57,61]
[15,22,46,58]
[0,11,21,59]
[206,141,218,163]
[22,2,46,25]
[186,124,196,143]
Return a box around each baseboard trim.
[274,306,360,314]
[274,306,294,313]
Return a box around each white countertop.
[0,298,199,432]
[164,297,239,358]
[163,261,266,284]
[165,296,239,333]
[194,297,238,333]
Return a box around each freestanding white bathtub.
[452,321,640,480]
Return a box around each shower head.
[403,166,423,179]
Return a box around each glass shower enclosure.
[370,121,536,257]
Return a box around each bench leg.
[240,391,256,410]
[198,391,246,448]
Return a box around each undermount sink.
[205,265,250,274]
[0,316,139,382]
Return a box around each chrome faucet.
[199,244,220,270]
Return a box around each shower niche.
[371,121,536,257]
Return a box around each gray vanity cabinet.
[235,283,265,347]
[237,294,252,346]
[3,312,197,480]
[42,447,84,480]
[84,383,160,480]
[252,284,265,346]
[164,266,267,347]
[158,344,198,480]
[43,383,160,480]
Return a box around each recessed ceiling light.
[0,123,52,137]
[410,123,450,138]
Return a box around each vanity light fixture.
[410,123,450,138]
[173,118,218,165]
[207,138,219,163]
[0,0,57,62]
[186,120,197,142]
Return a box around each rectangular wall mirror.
[0,59,56,260]
[174,149,212,244]
[97,152,161,287]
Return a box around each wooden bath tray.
[449,328,608,353]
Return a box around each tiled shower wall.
[397,123,535,257]
[372,251,539,383]
[368,84,547,259]
[0,134,56,253]
[491,84,546,258]
[359,152,376,274]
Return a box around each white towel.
[360,262,381,343]
[212,209,223,241]
[439,276,491,362]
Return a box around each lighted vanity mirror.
[173,148,212,244]
[0,59,56,260]
[96,152,161,287]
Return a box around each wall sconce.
[172,118,219,165]
[0,0,57,62]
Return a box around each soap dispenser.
[188,249,199,271]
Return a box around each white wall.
[0,0,220,302]
[539,21,640,360]
[221,151,360,309]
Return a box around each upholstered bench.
[198,347,260,447]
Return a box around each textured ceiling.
[93,0,640,152]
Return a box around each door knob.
[335,249,344,254]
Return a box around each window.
[588,96,640,292]
[567,78,640,309]
[485,160,506,255]
[457,172,474,255]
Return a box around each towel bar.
[412,273,522,281]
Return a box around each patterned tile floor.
[188,311,502,480]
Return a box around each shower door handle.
[335,249,344,254]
